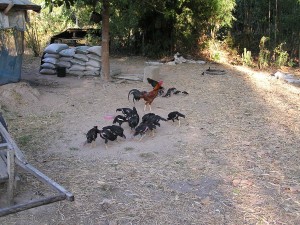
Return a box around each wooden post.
[7,147,15,205]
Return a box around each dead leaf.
[232,179,241,187]
[240,179,253,186]
[232,179,253,187]
[201,196,211,205]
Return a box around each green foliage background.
[27,0,299,66]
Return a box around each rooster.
[128,80,164,111]
[147,78,165,96]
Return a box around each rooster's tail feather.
[128,89,141,103]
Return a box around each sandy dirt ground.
[1,55,300,225]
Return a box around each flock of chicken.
[85,78,187,148]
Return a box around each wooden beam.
[0,4,41,13]
[16,160,74,201]
[0,152,8,182]
[0,123,27,164]
[0,194,66,217]
[4,3,14,15]
[0,143,9,150]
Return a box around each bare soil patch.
[1,55,300,224]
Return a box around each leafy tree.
[232,0,300,66]
[37,0,238,78]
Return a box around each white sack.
[87,46,102,56]
[59,48,76,57]
[44,44,69,54]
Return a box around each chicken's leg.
[152,130,155,137]
[144,103,152,111]
[104,139,108,149]
[139,134,145,141]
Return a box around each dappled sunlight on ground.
[1,56,300,224]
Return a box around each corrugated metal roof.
[0,0,41,12]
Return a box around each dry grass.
[0,56,300,224]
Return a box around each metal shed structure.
[0,0,41,85]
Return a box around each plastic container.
[57,67,66,77]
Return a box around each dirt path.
[1,55,300,224]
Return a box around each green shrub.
[258,36,270,69]
[242,48,253,66]
[274,43,289,67]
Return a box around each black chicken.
[173,90,181,95]
[134,122,156,141]
[86,126,100,147]
[102,125,126,139]
[142,113,167,127]
[127,107,140,130]
[202,67,226,75]
[98,128,118,149]
[141,113,155,122]
[167,111,186,126]
[162,87,177,97]
[113,115,128,126]
[116,108,133,117]
[182,91,189,95]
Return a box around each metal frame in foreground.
[0,123,74,217]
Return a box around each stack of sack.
[40,44,69,75]
[84,46,102,76]
[40,44,102,77]
[58,48,75,72]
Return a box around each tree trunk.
[268,0,271,40]
[274,0,278,48]
[101,0,110,81]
